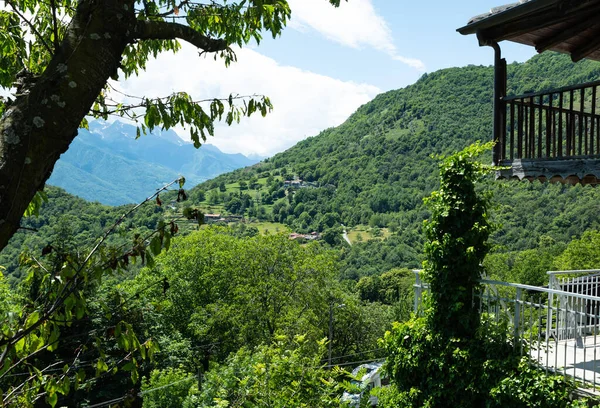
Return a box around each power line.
[325,357,385,369]
[139,376,196,396]
[324,348,386,363]
[85,376,196,408]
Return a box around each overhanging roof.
[457,0,600,62]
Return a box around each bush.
[379,317,518,408]
[490,358,588,408]
[142,368,195,408]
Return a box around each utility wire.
[85,376,196,408]
[325,357,385,369]
[324,348,386,363]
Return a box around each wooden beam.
[572,28,600,62]
[479,3,600,43]
[535,15,600,53]
[497,157,600,183]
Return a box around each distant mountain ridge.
[48,120,259,205]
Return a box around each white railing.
[548,270,600,342]
[413,270,600,390]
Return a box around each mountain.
[47,120,259,205]
[192,53,600,275]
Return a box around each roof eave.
[457,0,559,36]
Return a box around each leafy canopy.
[1,0,343,146]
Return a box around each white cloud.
[392,55,426,71]
[115,44,380,157]
[287,0,425,71]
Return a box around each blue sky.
[117,0,539,157]
[258,0,536,90]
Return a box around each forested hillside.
[193,53,600,274]
[0,187,166,283]
[3,52,600,407]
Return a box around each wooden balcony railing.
[500,80,600,162]
[495,80,600,183]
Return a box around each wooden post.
[491,42,507,166]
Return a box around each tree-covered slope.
[0,186,165,283]
[194,53,600,271]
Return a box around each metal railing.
[548,270,600,341]
[413,270,600,390]
[499,81,600,163]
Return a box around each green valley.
[2,51,600,407]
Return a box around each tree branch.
[5,0,53,54]
[50,0,60,53]
[133,20,228,52]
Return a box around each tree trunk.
[0,0,135,251]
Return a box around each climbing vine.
[422,141,493,338]
[378,143,592,407]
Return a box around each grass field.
[251,222,290,235]
[347,225,391,244]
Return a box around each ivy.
[378,143,594,407]
[422,141,494,338]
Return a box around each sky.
[114,1,536,157]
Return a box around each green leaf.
[24,191,48,217]
[25,311,40,328]
[150,236,162,256]
[46,392,58,408]
[96,359,109,375]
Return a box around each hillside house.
[204,214,222,224]
[458,0,600,184]
[283,179,318,189]
[288,232,321,241]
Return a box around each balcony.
[457,0,600,185]
[496,80,600,184]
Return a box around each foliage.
[483,244,562,286]
[191,53,600,281]
[0,180,181,406]
[186,336,348,408]
[380,145,589,407]
[553,230,600,271]
[356,268,414,321]
[0,187,165,283]
[422,142,493,338]
[379,317,518,408]
[142,367,196,408]
[489,357,589,408]
[0,271,18,316]
[128,228,341,361]
[380,319,590,408]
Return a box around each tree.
[224,196,243,214]
[0,179,181,407]
[187,337,347,407]
[422,141,493,338]
[0,0,344,252]
[130,228,340,361]
[554,230,600,270]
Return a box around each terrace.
[414,270,600,392]
[458,0,600,184]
